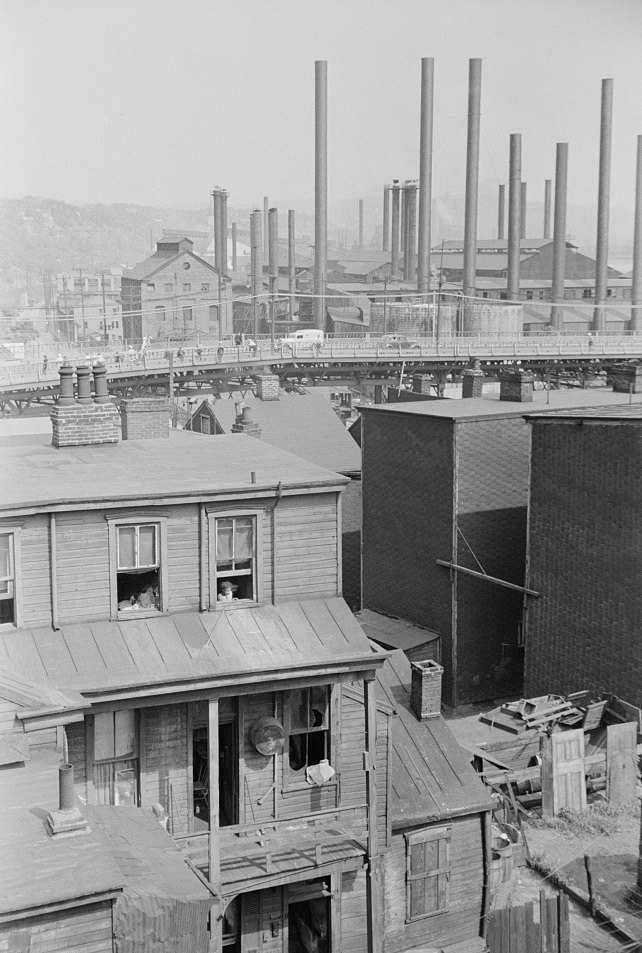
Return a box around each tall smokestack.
[632,136,642,332]
[221,190,228,274]
[543,179,552,239]
[417,57,434,295]
[268,207,278,343]
[359,199,364,250]
[382,185,390,252]
[520,181,527,239]
[400,183,407,255]
[497,184,505,240]
[463,58,482,303]
[507,134,522,300]
[405,183,418,282]
[232,222,237,272]
[551,143,569,330]
[593,78,614,332]
[288,209,296,322]
[250,210,262,338]
[391,181,401,278]
[263,196,269,273]
[314,60,327,331]
[211,189,223,274]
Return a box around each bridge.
[2,334,641,411]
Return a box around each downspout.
[271,481,283,604]
[49,513,59,630]
[199,504,208,611]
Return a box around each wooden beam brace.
[436,559,540,597]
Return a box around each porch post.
[364,676,382,953]
[208,698,222,950]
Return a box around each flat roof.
[528,403,642,420]
[360,389,642,423]
[0,428,347,514]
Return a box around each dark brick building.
[361,398,532,706]
[524,405,642,708]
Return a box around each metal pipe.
[551,143,569,331]
[268,207,278,345]
[520,181,527,240]
[359,199,364,250]
[543,179,552,239]
[417,57,434,295]
[49,513,59,630]
[382,185,390,252]
[497,184,505,240]
[314,60,327,331]
[250,209,262,338]
[593,78,614,332]
[632,136,642,331]
[391,181,401,278]
[507,133,522,300]
[463,58,482,302]
[288,209,296,322]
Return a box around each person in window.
[217,580,236,602]
[137,583,159,609]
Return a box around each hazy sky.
[2,0,642,217]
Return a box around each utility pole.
[101,273,107,343]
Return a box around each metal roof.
[357,609,440,653]
[192,390,361,475]
[528,404,642,420]
[377,651,492,826]
[0,429,347,515]
[0,599,377,703]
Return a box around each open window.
[405,826,451,920]
[93,709,139,806]
[285,686,330,784]
[107,516,167,618]
[214,515,256,603]
[0,532,19,627]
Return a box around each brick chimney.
[410,659,444,720]
[413,374,433,395]
[255,374,280,400]
[120,397,170,439]
[51,363,121,448]
[462,360,484,398]
[499,368,534,402]
[232,404,262,439]
[611,362,642,394]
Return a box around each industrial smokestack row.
[462,58,482,306]
[403,181,418,281]
[551,142,569,330]
[593,78,614,332]
[507,133,522,300]
[250,209,262,338]
[391,181,401,278]
[314,60,327,331]
[288,209,296,322]
[417,57,434,295]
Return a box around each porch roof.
[1,599,380,713]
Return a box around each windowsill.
[117,606,163,621]
[405,909,448,923]
[0,621,17,631]
[212,599,259,611]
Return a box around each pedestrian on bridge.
[42,355,48,373]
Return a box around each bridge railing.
[2,334,642,390]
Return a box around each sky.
[2,0,642,228]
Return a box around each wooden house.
[0,371,388,952]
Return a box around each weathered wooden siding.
[165,505,200,613]
[21,514,52,627]
[56,511,111,623]
[66,721,88,800]
[341,867,368,953]
[275,495,339,600]
[339,691,389,846]
[141,704,189,835]
[0,900,114,953]
[382,814,485,953]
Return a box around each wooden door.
[541,729,586,817]
[606,722,637,805]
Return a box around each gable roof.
[0,599,379,708]
[124,247,219,282]
[189,390,362,475]
[377,651,491,826]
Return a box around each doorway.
[288,879,330,953]
[191,701,239,829]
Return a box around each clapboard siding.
[56,512,111,623]
[141,704,189,835]
[341,868,368,953]
[241,692,280,825]
[383,814,485,953]
[275,496,339,600]
[340,693,389,847]
[21,515,52,627]
[165,504,200,612]
[66,721,87,799]
[0,900,114,953]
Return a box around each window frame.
[405,825,452,921]
[0,527,22,629]
[282,683,338,793]
[93,709,140,807]
[207,508,263,608]
[107,515,168,620]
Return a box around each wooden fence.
[487,891,569,953]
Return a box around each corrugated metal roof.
[528,404,642,420]
[377,652,491,825]
[0,429,347,515]
[0,747,123,916]
[193,390,361,475]
[0,599,375,702]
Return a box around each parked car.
[381,333,414,347]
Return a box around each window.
[147,283,155,293]
[164,282,173,293]
[215,516,256,601]
[107,517,167,618]
[88,278,99,291]
[201,282,210,292]
[286,686,330,781]
[183,282,192,293]
[183,307,193,323]
[155,305,166,322]
[0,533,17,626]
[94,710,139,806]
[582,288,593,299]
[405,826,451,920]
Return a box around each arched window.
[155,305,166,322]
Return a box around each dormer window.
[215,516,255,601]
[107,516,168,618]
